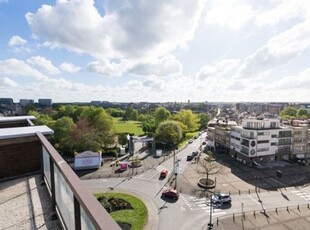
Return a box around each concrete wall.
[0,136,42,179]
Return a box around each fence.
[37,132,120,230]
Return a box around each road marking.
[180,207,186,212]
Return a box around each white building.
[230,118,292,164]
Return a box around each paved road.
[79,133,310,229]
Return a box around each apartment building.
[230,118,293,164]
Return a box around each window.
[258,140,269,144]
[271,142,277,146]
[257,148,269,152]
[270,122,277,128]
[271,134,277,138]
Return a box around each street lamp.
[208,195,213,229]
[127,134,134,175]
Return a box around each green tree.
[106,108,124,117]
[297,108,308,119]
[155,120,182,146]
[52,116,76,154]
[279,106,297,119]
[154,107,171,125]
[80,107,116,148]
[122,107,134,121]
[70,119,101,152]
[198,113,211,130]
[118,133,128,146]
[170,109,200,132]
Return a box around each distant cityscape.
[1,97,310,118]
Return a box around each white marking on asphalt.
[180,207,186,212]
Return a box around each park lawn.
[95,192,148,230]
[113,117,144,136]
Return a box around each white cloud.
[255,0,309,27]
[129,55,182,77]
[0,58,49,80]
[196,59,240,80]
[0,77,17,87]
[27,56,60,75]
[266,20,310,56]
[8,35,27,47]
[26,0,206,61]
[205,4,255,30]
[87,59,132,76]
[59,62,81,73]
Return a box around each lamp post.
[127,134,134,175]
[208,195,213,229]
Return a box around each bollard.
[217,218,219,226]
[287,206,289,212]
[264,209,266,214]
[298,205,300,211]
[254,211,256,218]
[239,190,241,195]
[229,191,231,195]
[258,188,260,193]
[308,204,310,209]
[243,212,245,220]
[233,213,235,222]
[276,208,278,214]
[249,189,250,194]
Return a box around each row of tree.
[30,105,211,156]
[279,106,308,119]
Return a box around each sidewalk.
[213,204,310,230]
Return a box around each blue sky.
[0,0,309,103]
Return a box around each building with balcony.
[230,118,293,164]
[0,116,120,230]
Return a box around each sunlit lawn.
[95,192,148,230]
[113,117,144,136]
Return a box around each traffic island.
[198,178,216,189]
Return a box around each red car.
[161,188,179,200]
[160,169,168,178]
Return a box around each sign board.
[119,147,126,156]
[156,150,162,157]
[74,151,101,170]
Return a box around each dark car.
[187,153,195,161]
[161,188,179,200]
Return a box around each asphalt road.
[81,134,310,229]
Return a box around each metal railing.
[37,132,120,230]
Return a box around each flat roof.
[0,115,36,122]
[0,125,54,139]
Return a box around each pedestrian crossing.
[156,165,170,173]
[291,189,310,201]
[180,196,227,215]
[131,165,170,181]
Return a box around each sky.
[0,0,309,103]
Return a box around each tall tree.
[279,106,297,119]
[297,108,308,119]
[198,113,211,130]
[170,109,200,132]
[155,120,182,146]
[154,107,171,125]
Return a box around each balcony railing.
[37,132,120,230]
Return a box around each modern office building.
[230,118,293,164]
[38,98,52,106]
[20,99,34,106]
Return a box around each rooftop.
[0,126,54,139]
[0,174,60,229]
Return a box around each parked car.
[202,141,206,145]
[187,153,195,161]
[211,193,231,205]
[160,169,168,178]
[188,139,193,144]
[161,188,179,200]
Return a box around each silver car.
[211,193,231,205]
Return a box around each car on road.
[161,188,179,200]
[211,193,231,205]
[187,151,199,161]
[188,139,193,144]
[160,169,168,178]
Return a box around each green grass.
[95,192,148,230]
[113,117,144,136]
